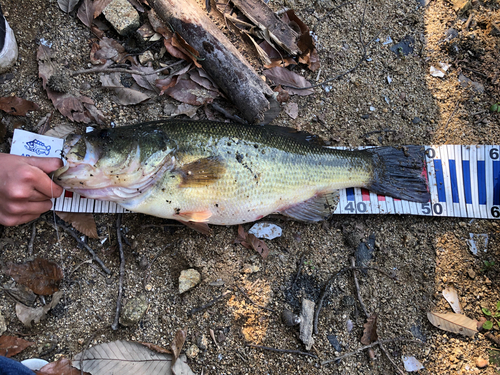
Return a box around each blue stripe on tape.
[494,161,500,206]
[346,188,355,201]
[449,160,459,203]
[434,159,446,202]
[463,160,472,204]
[478,160,486,205]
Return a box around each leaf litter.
[55,212,99,239]
[0,335,35,357]
[427,311,478,337]
[3,258,63,295]
[15,290,63,328]
[0,97,39,116]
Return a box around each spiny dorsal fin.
[279,191,340,222]
[178,156,226,188]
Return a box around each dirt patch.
[1,0,500,374]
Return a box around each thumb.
[25,157,63,174]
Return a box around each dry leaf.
[234,225,269,259]
[37,45,105,124]
[73,340,195,375]
[44,123,78,138]
[77,0,95,28]
[360,314,378,345]
[16,290,63,328]
[164,77,218,106]
[140,342,173,355]
[55,212,98,239]
[273,85,290,103]
[2,282,37,306]
[3,258,63,295]
[284,102,298,119]
[0,96,39,116]
[427,311,478,337]
[442,286,463,314]
[100,73,151,105]
[92,37,126,64]
[36,357,88,375]
[57,0,79,13]
[93,0,113,18]
[263,67,313,96]
[171,329,187,364]
[0,336,35,357]
[171,33,202,68]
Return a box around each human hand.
[0,154,63,226]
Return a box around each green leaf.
[496,301,500,311]
[482,307,492,316]
[483,320,494,330]
[491,103,499,112]
[493,312,500,318]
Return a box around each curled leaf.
[442,286,462,314]
[15,290,63,328]
[427,311,478,337]
[263,67,313,96]
[234,225,269,259]
[55,212,98,239]
[170,329,187,364]
[3,258,63,295]
[360,314,378,345]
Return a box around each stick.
[351,257,368,317]
[71,60,185,77]
[52,221,111,275]
[378,341,405,375]
[28,222,36,255]
[188,290,232,315]
[248,344,318,358]
[111,214,125,330]
[149,0,277,124]
[321,338,424,365]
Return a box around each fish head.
[54,127,176,201]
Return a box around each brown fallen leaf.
[140,342,173,355]
[442,285,463,314]
[234,225,270,259]
[360,313,378,345]
[3,258,63,295]
[263,67,313,96]
[273,85,290,103]
[36,357,87,375]
[172,33,202,68]
[77,0,95,28]
[37,45,105,124]
[170,329,187,364]
[0,336,35,357]
[164,76,219,106]
[16,290,63,328]
[427,311,478,337]
[0,96,40,116]
[1,281,37,306]
[55,212,98,239]
[100,73,151,105]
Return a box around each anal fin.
[180,221,212,235]
[279,192,339,222]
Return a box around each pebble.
[139,51,154,65]
[186,344,200,359]
[485,277,492,286]
[119,294,148,327]
[179,269,201,294]
[282,309,301,326]
[475,357,488,368]
[197,334,208,351]
[412,117,422,124]
[467,269,476,279]
[102,0,140,36]
[77,338,85,345]
[0,312,6,335]
[241,264,260,274]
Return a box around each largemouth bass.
[54,120,430,226]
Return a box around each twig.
[321,338,424,365]
[111,214,125,331]
[485,332,500,346]
[52,221,111,274]
[28,222,36,255]
[71,60,185,77]
[248,344,318,358]
[188,290,232,315]
[316,1,353,24]
[351,257,368,317]
[292,253,306,286]
[444,100,461,129]
[378,341,405,375]
[210,102,246,124]
[69,259,93,277]
[235,285,276,314]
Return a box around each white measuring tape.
[11,130,500,219]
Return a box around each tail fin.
[365,146,430,203]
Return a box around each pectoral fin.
[178,157,226,188]
[279,192,340,222]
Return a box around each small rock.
[186,344,200,359]
[103,0,140,36]
[0,312,6,335]
[77,338,85,345]
[179,269,201,294]
[410,324,426,342]
[139,51,154,65]
[476,357,488,368]
[346,319,354,332]
[467,269,476,279]
[452,0,472,14]
[412,117,422,124]
[119,294,148,327]
[282,309,301,326]
[197,334,208,350]
[248,222,282,240]
[241,264,259,274]
[458,73,484,94]
[361,114,370,119]
[355,234,376,274]
[327,334,342,352]
[390,35,415,56]
[485,277,492,286]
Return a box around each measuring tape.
[9,130,500,219]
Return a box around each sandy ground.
[1,0,500,374]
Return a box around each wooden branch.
[150,0,278,124]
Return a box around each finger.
[25,157,63,174]
[33,175,64,198]
[0,213,40,227]
[8,200,54,217]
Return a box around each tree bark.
[150,0,278,124]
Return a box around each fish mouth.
[54,137,173,202]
